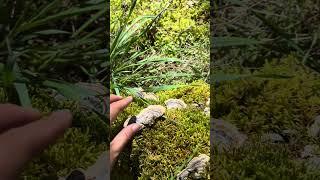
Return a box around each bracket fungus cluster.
[177,154,210,180]
[123,105,166,128]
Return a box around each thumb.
[110,123,143,168]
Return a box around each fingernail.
[131,123,143,131]
[127,96,133,101]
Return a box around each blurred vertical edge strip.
[106,0,111,179]
[210,0,214,179]
[210,0,222,179]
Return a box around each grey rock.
[205,98,210,107]
[211,118,247,152]
[301,145,320,158]
[53,82,107,114]
[306,157,320,170]
[165,99,187,109]
[177,154,210,180]
[261,133,285,143]
[123,105,166,128]
[300,145,320,170]
[308,115,320,138]
[135,88,159,101]
[191,103,201,108]
[204,107,210,116]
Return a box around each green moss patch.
[212,55,320,179]
[6,89,108,179]
[112,81,210,179]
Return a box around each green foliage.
[212,55,320,179]
[111,81,209,179]
[213,0,320,71]
[0,0,106,107]
[110,0,197,95]
[111,0,209,89]
[111,0,209,55]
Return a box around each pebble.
[53,82,107,114]
[176,154,210,180]
[300,145,320,170]
[165,99,187,109]
[135,88,159,101]
[301,145,318,158]
[211,118,247,152]
[260,133,285,143]
[204,107,210,116]
[308,115,320,138]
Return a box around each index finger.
[0,104,41,133]
[110,96,133,123]
[0,110,72,179]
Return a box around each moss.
[212,55,320,179]
[21,128,106,179]
[111,81,209,179]
[4,89,109,179]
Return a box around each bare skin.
[109,95,142,168]
[0,104,72,179]
[0,95,140,179]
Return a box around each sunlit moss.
[212,55,320,179]
[16,89,108,179]
[112,81,210,179]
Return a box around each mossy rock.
[111,80,210,179]
[212,55,320,179]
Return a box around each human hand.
[0,104,72,179]
[110,95,142,168]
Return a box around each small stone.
[204,107,210,116]
[308,115,320,138]
[191,103,200,108]
[211,118,247,152]
[76,82,107,114]
[306,157,320,170]
[301,145,319,158]
[52,82,107,114]
[135,88,159,101]
[206,98,210,107]
[177,154,210,180]
[165,99,187,109]
[299,145,320,170]
[123,105,166,128]
[261,133,285,143]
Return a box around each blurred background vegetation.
[0,0,108,179]
[110,0,209,95]
[212,0,320,179]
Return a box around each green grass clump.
[212,55,320,179]
[112,81,209,179]
[111,0,209,55]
